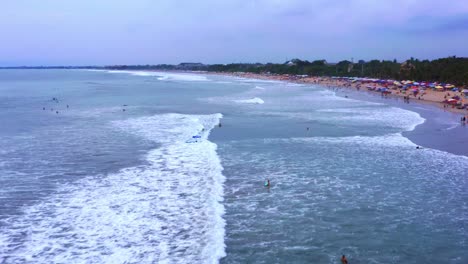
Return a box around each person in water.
[264,179,270,187]
[341,255,348,264]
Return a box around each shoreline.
[207,71,468,116]
[205,71,468,157]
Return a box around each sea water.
[0,70,467,263]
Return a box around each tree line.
[105,57,468,86]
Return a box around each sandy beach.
[210,72,468,117]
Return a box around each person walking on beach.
[341,255,348,264]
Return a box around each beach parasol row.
[339,77,460,91]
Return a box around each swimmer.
[416,146,423,149]
[264,179,270,187]
[341,255,348,264]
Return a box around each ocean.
[0,70,467,264]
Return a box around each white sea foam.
[445,123,459,130]
[99,70,209,82]
[0,113,225,264]
[234,97,265,105]
[254,86,265,90]
[155,72,208,82]
[261,106,423,132]
[316,106,425,131]
[285,133,417,147]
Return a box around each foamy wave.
[101,70,209,82]
[258,133,419,151]
[0,113,225,263]
[316,106,425,131]
[254,86,265,90]
[288,133,416,147]
[234,97,265,105]
[106,70,159,77]
[155,72,208,82]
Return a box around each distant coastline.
[1,56,467,86]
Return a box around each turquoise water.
[0,70,467,263]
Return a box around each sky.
[1,0,467,66]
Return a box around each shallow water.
[0,70,467,263]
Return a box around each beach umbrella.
[413,82,420,85]
[451,88,459,92]
[435,85,444,90]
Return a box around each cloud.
[0,0,467,65]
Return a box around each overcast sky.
[1,0,467,66]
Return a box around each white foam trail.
[445,123,459,130]
[234,97,265,105]
[254,86,265,90]
[0,113,225,264]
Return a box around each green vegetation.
[105,57,468,86]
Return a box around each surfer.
[264,179,270,187]
[341,255,348,264]
[416,146,423,149]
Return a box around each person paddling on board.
[264,179,270,187]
